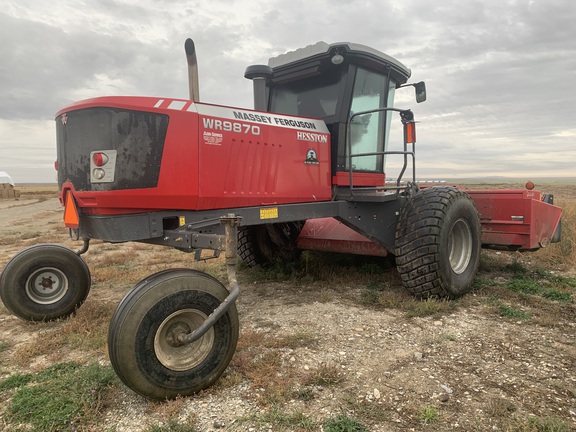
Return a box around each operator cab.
[245,42,425,188]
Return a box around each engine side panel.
[56,97,332,214]
[194,104,332,209]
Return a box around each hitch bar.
[177,215,241,344]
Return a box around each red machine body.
[56,96,561,254]
[54,41,561,258]
[57,96,332,214]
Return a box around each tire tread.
[395,187,480,298]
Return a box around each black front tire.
[0,244,91,321]
[395,187,481,298]
[108,269,239,400]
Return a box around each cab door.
[334,66,396,187]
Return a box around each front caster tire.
[0,244,91,321]
[395,187,481,299]
[108,269,239,400]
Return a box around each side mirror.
[415,81,426,103]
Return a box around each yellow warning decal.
[260,207,279,220]
[179,216,186,226]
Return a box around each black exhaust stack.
[185,38,200,102]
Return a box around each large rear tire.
[395,187,481,298]
[108,269,239,400]
[238,222,302,267]
[0,244,91,321]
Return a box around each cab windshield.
[269,65,397,175]
[269,72,342,119]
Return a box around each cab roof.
[268,41,411,86]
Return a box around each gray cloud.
[1,0,575,183]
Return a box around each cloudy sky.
[1,0,575,183]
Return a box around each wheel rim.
[154,309,215,371]
[449,218,473,275]
[25,267,69,305]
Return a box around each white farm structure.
[0,171,19,199]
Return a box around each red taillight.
[54,160,58,171]
[93,152,109,167]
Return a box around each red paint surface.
[57,97,332,213]
[467,189,562,250]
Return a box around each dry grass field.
[0,182,574,432]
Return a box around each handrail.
[346,107,416,197]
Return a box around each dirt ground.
[0,185,575,431]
